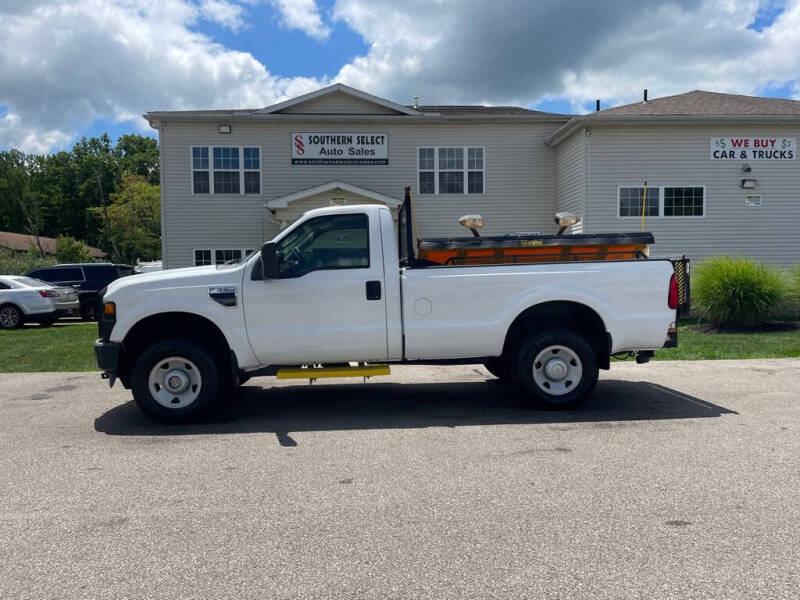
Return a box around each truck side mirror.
[260,242,280,279]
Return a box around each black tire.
[131,339,222,423]
[80,304,97,322]
[483,357,510,381]
[511,328,598,410]
[0,304,23,329]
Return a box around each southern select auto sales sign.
[291,132,388,165]
[710,137,796,160]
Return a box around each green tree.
[0,132,160,260]
[95,175,161,263]
[115,134,159,184]
[56,236,92,263]
[0,150,28,232]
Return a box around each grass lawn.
[0,323,98,372]
[654,319,800,360]
[0,318,799,373]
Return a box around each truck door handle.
[366,280,381,301]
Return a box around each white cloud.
[0,113,73,154]
[267,0,332,41]
[0,0,324,151]
[330,0,800,110]
[198,0,247,31]
[1,0,800,153]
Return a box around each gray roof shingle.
[588,90,800,117]
[410,105,568,116]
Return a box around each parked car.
[116,264,135,277]
[0,275,80,328]
[134,261,162,274]
[26,263,124,321]
[95,203,684,422]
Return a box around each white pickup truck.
[94,203,682,422]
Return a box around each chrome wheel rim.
[148,356,202,409]
[0,307,19,328]
[532,345,582,396]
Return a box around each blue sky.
[2,0,799,153]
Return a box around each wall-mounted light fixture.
[218,124,231,134]
[741,163,752,173]
[741,178,757,189]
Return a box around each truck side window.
[276,213,369,278]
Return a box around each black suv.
[26,263,124,320]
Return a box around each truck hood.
[103,265,243,300]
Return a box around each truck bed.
[400,259,677,360]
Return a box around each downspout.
[149,118,167,268]
[582,126,589,232]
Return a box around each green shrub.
[55,236,92,263]
[693,256,785,328]
[0,247,56,275]
[787,264,800,315]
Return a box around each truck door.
[243,211,388,365]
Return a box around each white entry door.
[243,211,388,365]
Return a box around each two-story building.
[145,84,800,268]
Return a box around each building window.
[468,148,484,193]
[619,187,659,217]
[243,147,260,194]
[664,187,704,216]
[194,248,253,266]
[194,249,212,266]
[418,148,435,194]
[618,186,705,217]
[418,147,484,195]
[191,146,261,195]
[192,148,209,194]
[438,148,464,194]
[213,147,240,194]
[215,249,242,264]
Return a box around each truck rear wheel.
[131,339,221,423]
[511,328,598,410]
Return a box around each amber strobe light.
[103,302,116,318]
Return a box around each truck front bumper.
[94,338,120,386]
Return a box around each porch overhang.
[266,180,402,209]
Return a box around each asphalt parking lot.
[1,360,798,599]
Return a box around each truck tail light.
[38,290,58,298]
[668,273,678,309]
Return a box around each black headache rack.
[398,186,419,267]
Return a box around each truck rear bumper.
[663,329,678,348]
[94,338,120,386]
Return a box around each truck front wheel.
[512,328,598,410]
[131,339,221,422]
[483,357,510,381]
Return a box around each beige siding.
[279,91,400,114]
[584,123,800,266]
[160,119,559,267]
[554,128,585,233]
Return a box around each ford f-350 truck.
[94,203,682,422]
